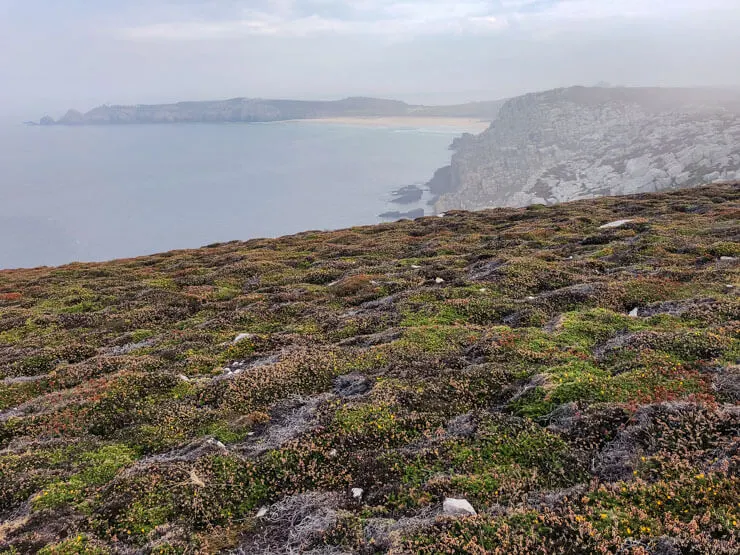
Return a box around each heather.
[0,184,738,554]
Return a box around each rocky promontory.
[38,97,505,125]
[430,86,740,212]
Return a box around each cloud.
[2,0,739,116]
[114,0,739,41]
[118,1,511,40]
[520,0,738,22]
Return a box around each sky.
[1,0,740,119]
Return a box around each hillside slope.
[0,184,738,553]
[432,87,740,212]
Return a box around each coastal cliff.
[432,87,740,212]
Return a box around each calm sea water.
[0,122,463,269]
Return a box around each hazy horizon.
[2,1,740,120]
[27,84,740,120]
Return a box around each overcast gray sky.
[2,0,740,119]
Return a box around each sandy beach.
[292,116,491,132]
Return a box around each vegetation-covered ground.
[0,184,738,554]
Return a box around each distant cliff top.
[501,85,740,114]
[38,96,506,125]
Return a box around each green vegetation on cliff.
[0,184,738,553]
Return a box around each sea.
[0,121,469,269]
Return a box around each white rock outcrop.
[599,219,633,229]
[443,497,477,516]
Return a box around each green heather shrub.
[16,352,57,375]
[0,184,737,553]
[38,536,109,555]
[32,444,137,511]
[708,241,739,257]
[0,378,51,411]
[556,308,645,349]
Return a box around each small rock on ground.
[468,259,505,281]
[599,219,633,229]
[446,413,477,438]
[443,498,476,516]
[334,373,372,397]
[233,333,254,344]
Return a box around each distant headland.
[35,96,505,126]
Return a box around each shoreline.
[24,116,492,133]
[290,116,491,132]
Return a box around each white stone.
[256,507,268,518]
[435,277,445,284]
[443,498,476,516]
[352,488,363,500]
[526,296,536,300]
[720,256,737,261]
[479,288,487,293]
[329,448,338,458]
[599,219,633,229]
[209,439,227,450]
[177,374,190,382]
[233,333,254,344]
[189,469,206,488]
[411,265,421,269]
[629,307,639,317]
[438,213,446,218]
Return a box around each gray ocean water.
[0,121,463,269]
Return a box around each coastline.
[291,116,491,132]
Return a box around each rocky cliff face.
[434,87,740,212]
